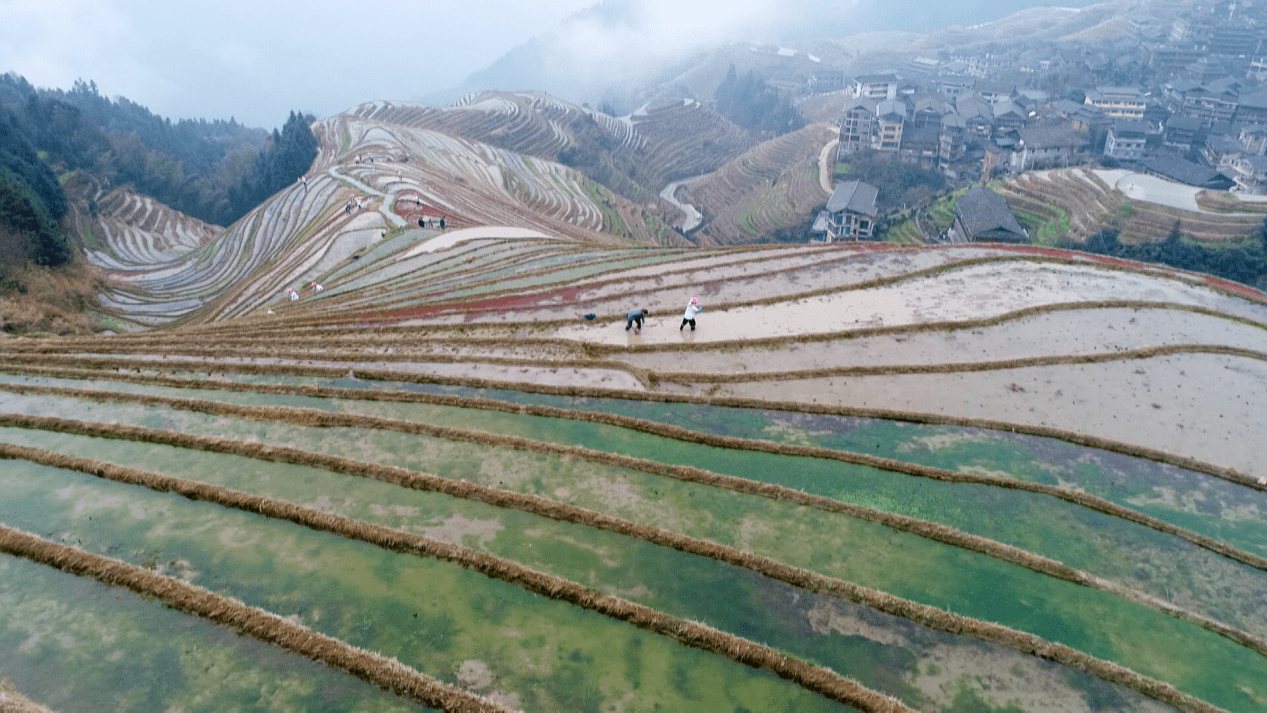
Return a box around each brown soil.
[0,263,103,337]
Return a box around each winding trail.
[660,175,706,232]
[327,165,407,228]
[819,137,839,195]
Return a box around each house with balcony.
[1084,87,1147,120]
[824,180,880,241]
[849,74,901,100]
[874,100,907,152]
[1011,123,1089,171]
[1105,121,1150,162]
[838,97,878,157]
[1229,155,1267,194]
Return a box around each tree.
[713,65,806,137]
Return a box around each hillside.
[1,232,1266,712]
[5,1,1267,706]
[684,122,836,245]
[358,91,757,204]
[80,110,688,329]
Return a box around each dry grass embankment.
[0,262,102,337]
[0,442,908,713]
[0,525,512,713]
[0,413,1236,712]
[0,679,56,713]
[3,382,1263,577]
[0,344,1260,494]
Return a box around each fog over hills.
[449,0,1104,108]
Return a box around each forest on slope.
[0,73,317,232]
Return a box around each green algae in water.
[0,420,1262,712]
[8,374,1262,640]
[0,459,854,713]
[0,432,1181,712]
[0,554,431,713]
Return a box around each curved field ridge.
[0,443,908,713]
[1,383,1265,584]
[0,418,1225,713]
[8,196,1267,711]
[0,526,512,713]
[0,679,55,713]
[3,395,1266,661]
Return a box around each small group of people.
[625,296,702,332]
[286,282,323,301]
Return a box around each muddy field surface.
[407,247,1026,326]
[700,352,1267,479]
[615,307,1267,374]
[556,261,1267,346]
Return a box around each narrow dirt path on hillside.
[659,175,706,232]
[328,166,407,228]
[819,138,839,195]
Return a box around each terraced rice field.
[996,169,1264,246]
[685,123,836,245]
[3,236,1266,712]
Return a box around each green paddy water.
[0,554,431,713]
[0,459,852,713]
[1,390,1266,711]
[0,427,1169,711]
[5,373,1265,643]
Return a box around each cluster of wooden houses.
[812,0,1267,242]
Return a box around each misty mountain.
[451,0,1102,107]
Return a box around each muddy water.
[713,352,1267,480]
[618,307,1267,373]
[554,261,1267,346]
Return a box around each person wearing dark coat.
[625,308,648,331]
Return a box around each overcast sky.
[0,0,598,128]
[1,0,1053,131]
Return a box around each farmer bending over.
[626,308,648,332]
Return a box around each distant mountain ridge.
[450,0,1106,109]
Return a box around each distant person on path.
[311,282,323,293]
[439,216,445,230]
[288,289,299,301]
[680,296,701,331]
[625,308,648,332]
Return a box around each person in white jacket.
[680,296,701,331]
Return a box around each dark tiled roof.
[1238,87,1267,110]
[1018,124,1088,150]
[1144,154,1233,188]
[955,187,1027,241]
[826,180,879,217]
[1111,120,1151,137]
[1167,115,1203,131]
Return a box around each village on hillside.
[807,0,1267,249]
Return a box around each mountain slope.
[2,240,1265,713]
[83,110,687,328]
